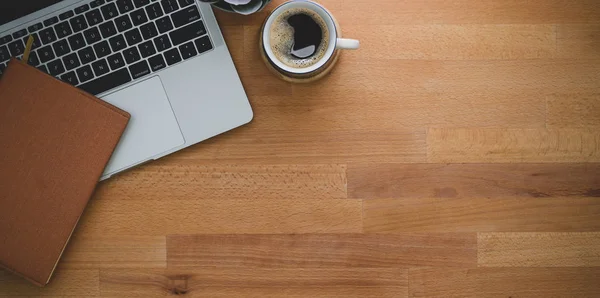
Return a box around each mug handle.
[336,38,360,50]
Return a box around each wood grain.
[167,234,477,268]
[478,232,600,267]
[242,25,547,130]
[77,198,362,236]
[0,269,98,296]
[428,128,600,163]
[363,197,600,233]
[167,128,427,164]
[409,267,600,298]
[409,268,476,298]
[292,59,600,96]
[140,287,405,298]
[352,25,556,60]
[249,92,546,131]
[99,268,407,297]
[60,236,166,269]
[338,0,600,25]
[98,163,347,200]
[557,25,600,59]
[349,163,600,199]
[109,287,405,298]
[547,94,600,128]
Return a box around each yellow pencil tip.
[23,35,35,64]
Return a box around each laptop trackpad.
[100,77,185,177]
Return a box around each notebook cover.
[0,59,130,286]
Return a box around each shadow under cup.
[259,1,345,83]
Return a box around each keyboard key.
[37,64,49,73]
[84,27,102,44]
[99,21,118,38]
[91,0,106,8]
[155,16,173,34]
[194,35,212,54]
[62,52,81,70]
[109,34,127,52]
[28,23,44,33]
[101,2,119,20]
[134,0,151,8]
[115,15,133,32]
[68,33,86,51]
[145,2,163,20]
[76,64,94,83]
[79,67,131,95]
[129,59,150,79]
[22,50,36,65]
[47,59,66,76]
[0,35,12,46]
[8,40,25,56]
[94,40,112,58]
[39,27,57,44]
[107,52,126,69]
[138,40,156,57]
[125,28,142,46]
[179,41,196,59]
[178,0,194,8]
[70,15,88,32]
[52,39,71,57]
[171,5,200,28]
[123,46,141,63]
[148,54,165,71]
[0,46,9,62]
[27,51,40,66]
[22,33,41,50]
[78,46,97,64]
[153,34,171,52]
[12,29,28,39]
[161,0,179,13]
[116,0,134,14]
[131,8,148,26]
[140,22,158,39]
[163,47,181,65]
[0,45,10,62]
[32,34,43,50]
[38,45,55,63]
[0,63,5,76]
[61,71,79,85]
[43,16,59,27]
[55,21,73,39]
[85,9,104,26]
[92,59,110,76]
[169,20,206,46]
[75,4,90,14]
[59,10,75,20]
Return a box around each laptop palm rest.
[100,76,185,178]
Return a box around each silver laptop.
[0,0,253,180]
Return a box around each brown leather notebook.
[0,59,130,286]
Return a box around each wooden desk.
[2,0,600,296]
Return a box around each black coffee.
[288,13,323,59]
[270,7,330,69]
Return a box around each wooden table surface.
[2,0,600,297]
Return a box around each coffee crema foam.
[269,7,330,69]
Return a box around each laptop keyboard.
[0,0,214,95]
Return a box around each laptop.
[0,0,253,180]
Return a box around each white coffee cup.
[261,0,359,77]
